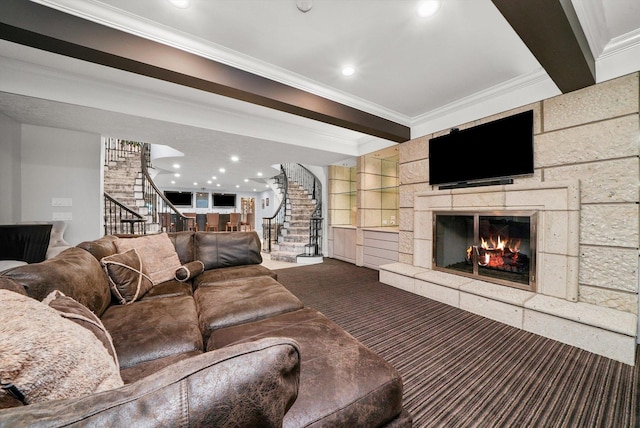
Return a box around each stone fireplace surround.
[380,181,637,365]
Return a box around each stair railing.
[140,143,194,232]
[103,192,146,235]
[281,163,323,256]
[262,166,288,253]
[104,138,142,167]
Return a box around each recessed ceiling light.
[244,179,249,182]
[207,180,212,184]
[219,168,226,173]
[231,156,239,162]
[167,0,190,9]
[216,183,220,187]
[171,180,176,184]
[193,182,198,186]
[236,185,240,188]
[253,188,257,192]
[257,172,263,177]
[174,173,180,177]
[417,0,440,18]
[211,176,217,180]
[341,66,355,77]
[173,163,180,169]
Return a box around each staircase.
[269,181,316,263]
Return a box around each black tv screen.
[164,191,192,206]
[213,193,236,207]
[428,110,534,186]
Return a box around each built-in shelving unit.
[328,147,399,269]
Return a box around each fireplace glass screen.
[433,212,536,290]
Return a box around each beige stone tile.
[399,208,413,231]
[579,246,638,292]
[580,204,638,248]
[544,158,639,204]
[415,279,460,307]
[460,279,535,306]
[413,238,432,269]
[543,73,639,131]
[505,187,568,210]
[399,135,429,164]
[398,253,413,265]
[413,211,432,240]
[400,159,429,185]
[460,293,524,329]
[415,192,452,211]
[523,310,636,365]
[452,190,505,209]
[524,294,637,336]
[541,210,570,255]
[536,115,639,167]
[398,231,413,254]
[415,269,475,289]
[380,263,427,278]
[379,270,415,293]
[579,285,638,314]
[537,252,570,299]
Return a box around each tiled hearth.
[380,181,637,365]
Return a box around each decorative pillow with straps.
[101,249,153,304]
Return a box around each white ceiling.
[1,0,639,193]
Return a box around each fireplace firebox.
[433,211,537,291]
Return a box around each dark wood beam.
[0,0,409,143]
[491,0,595,93]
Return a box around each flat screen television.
[212,193,236,207]
[164,191,193,206]
[428,110,534,187]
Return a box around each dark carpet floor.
[274,258,639,428]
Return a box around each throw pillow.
[175,260,205,282]
[101,249,154,304]
[0,290,123,404]
[43,290,119,367]
[115,233,182,285]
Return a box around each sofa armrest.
[0,337,301,427]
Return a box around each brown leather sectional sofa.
[0,231,411,427]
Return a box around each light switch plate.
[52,198,72,207]
[52,212,73,221]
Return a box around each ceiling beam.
[0,0,410,143]
[491,0,595,93]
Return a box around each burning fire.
[467,235,523,269]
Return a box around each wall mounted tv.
[213,193,236,207]
[428,110,534,187]
[164,191,193,206]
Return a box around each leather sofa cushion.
[195,231,262,270]
[1,247,112,317]
[101,295,203,369]
[140,280,193,301]
[167,231,195,264]
[76,235,118,261]
[209,308,405,428]
[195,276,303,344]
[120,350,202,384]
[0,338,300,428]
[194,264,277,288]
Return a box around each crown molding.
[30,0,410,127]
[411,68,550,128]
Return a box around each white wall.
[0,113,22,223]
[20,124,102,245]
